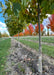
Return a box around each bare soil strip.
[5,38,54,75]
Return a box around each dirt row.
[4,38,54,75]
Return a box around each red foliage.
[28,24,34,35]
[13,32,24,37]
[35,24,44,33]
[24,29,30,36]
[48,14,54,32]
[19,32,24,36]
[13,34,18,37]
[46,24,50,29]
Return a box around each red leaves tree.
[13,34,18,37]
[24,29,30,36]
[14,23,44,36]
[14,32,24,37]
[35,24,44,33]
[19,32,24,36]
[48,14,54,32]
[28,24,34,35]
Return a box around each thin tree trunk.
[47,29,49,36]
[38,3,42,75]
[18,31,20,47]
[18,31,19,40]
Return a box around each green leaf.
[13,2,21,15]
[41,0,47,8]
[50,3,54,10]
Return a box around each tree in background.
[48,14,54,32]
[0,32,9,37]
[13,34,18,37]
[46,25,50,36]
[2,32,9,37]
[24,29,30,36]
[46,14,54,36]
[0,32,2,38]
[35,24,44,35]
[19,32,24,36]
[4,15,24,36]
[41,30,46,36]
[28,24,34,35]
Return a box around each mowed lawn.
[0,38,11,75]
[18,36,54,58]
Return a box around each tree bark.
[18,31,19,40]
[38,3,42,75]
[47,29,49,36]
[18,31,20,47]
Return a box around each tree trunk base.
[38,54,42,75]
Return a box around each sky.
[0,0,5,23]
[0,0,53,35]
[0,0,9,35]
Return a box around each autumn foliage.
[46,25,50,29]
[24,29,30,36]
[35,24,44,33]
[19,32,24,36]
[47,14,54,32]
[28,24,34,35]
[14,23,44,37]
[14,34,18,37]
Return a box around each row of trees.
[14,14,54,37]
[0,32,9,38]
[14,23,45,36]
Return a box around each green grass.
[23,36,54,43]
[42,37,54,43]
[21,36,54,43]
[0,38,6,41]
[0,38,3,41]
[0,38,11,75]
[19,39,54,58]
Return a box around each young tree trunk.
[47,29,49,36]
[18,31,20,47]
[18,31,19,40]
[38,3,42,75]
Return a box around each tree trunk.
[18,31,19,40]
[18,31,20,47]
[38,3,42,75]
[47,29,49,36]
